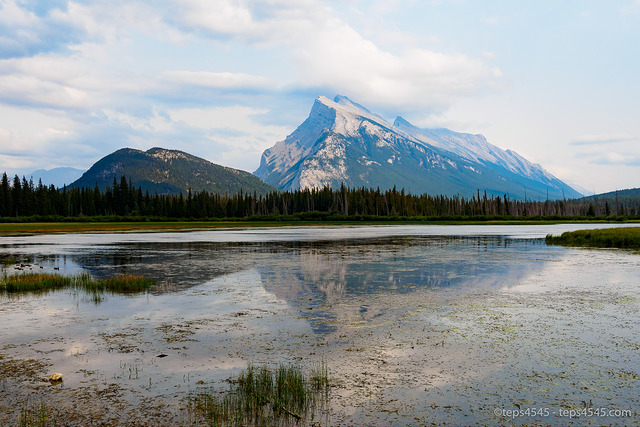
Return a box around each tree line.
[1,172,638,221]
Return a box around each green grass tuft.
[546,227,640,249]
[1,272,155,294]
[101,274,156,292]
[2,273,71,292]
[310,361,330,391]
[190,363,330,427]
[19,400,51,427]
[2,256,17,266]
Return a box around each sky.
[0,0,639,194]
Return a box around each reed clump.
[77,273,156,293]
[0,272,155,294]
[310,361,330,390]
[546,227,640,249]
[19,400,52,427]
[190,362,330,427]
[2,256,17,266]
[2,273,71,292]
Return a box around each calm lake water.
[1,224,639,426]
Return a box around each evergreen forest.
[1,173,639,222]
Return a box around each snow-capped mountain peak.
[332,95,374,116]
[255,95,582,200]
[314,95,394,135]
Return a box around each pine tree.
[0,172,11,217]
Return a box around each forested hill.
[577,188,640,216]
[70,147,275,196]
[1,173,639,220]
[581,188,640,202]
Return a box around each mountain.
[28,167,85,188]
[255,95,582,200]
[581,188,640,201]
[579,188,640,211]
[70,147,275,195]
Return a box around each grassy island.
[546,227,640,249]
[0,272,155,293]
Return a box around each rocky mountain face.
[71,147,275,195]
[255,95,582,200]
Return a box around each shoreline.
[1,219,638,236]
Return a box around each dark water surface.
[1,224,638,426]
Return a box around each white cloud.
[0,104,90,172]
[0,0,44,57]
[161,71,273,90]
[0,127,22,153]
[100,109,155,132]
[177,0,255,37]
[0,72,91,108]
[0,47,124,109]
[0,0,504,175]
[592,152,640,166]
[170,0,322,47]
[0,152,36,171]
[620,0,640,14]
[570,133,639,146]
[0,0,37,27]
[1,0,503,113]
[0,0,106,58]
[291,22,502,111]
[170,0,503,111]
[169,105,269,129]
[0,105,76,151]
[602,152,627,164]
[167,105,291,169]
[568,132,640,171]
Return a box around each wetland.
[1,224,639,426]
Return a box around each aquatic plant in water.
[2,273,71,292]
[190,363,330,427]
[19,400,52,427]
[2,256,17,266]
[0,272,155,294]
[546,227,640,249]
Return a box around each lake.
[1,224,639,426]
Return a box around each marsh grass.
[2,256,17,266]
[546,227,640,249]
[190,363,330,427]
[2,273,71,292]
[310,361,329,391]
[74,273,155,293]
[0,272,155,294]
[19,400,55,427]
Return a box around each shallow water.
[1,224,639,426]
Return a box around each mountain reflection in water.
[31,236,556,297]
[1,225,638,427]
[9,236,559,336]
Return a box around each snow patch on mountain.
[298,134,349,189]
[255,95,582,199]
[394,117,554,182]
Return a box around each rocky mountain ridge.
[70,147,275,195]
[255,95,582,200]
